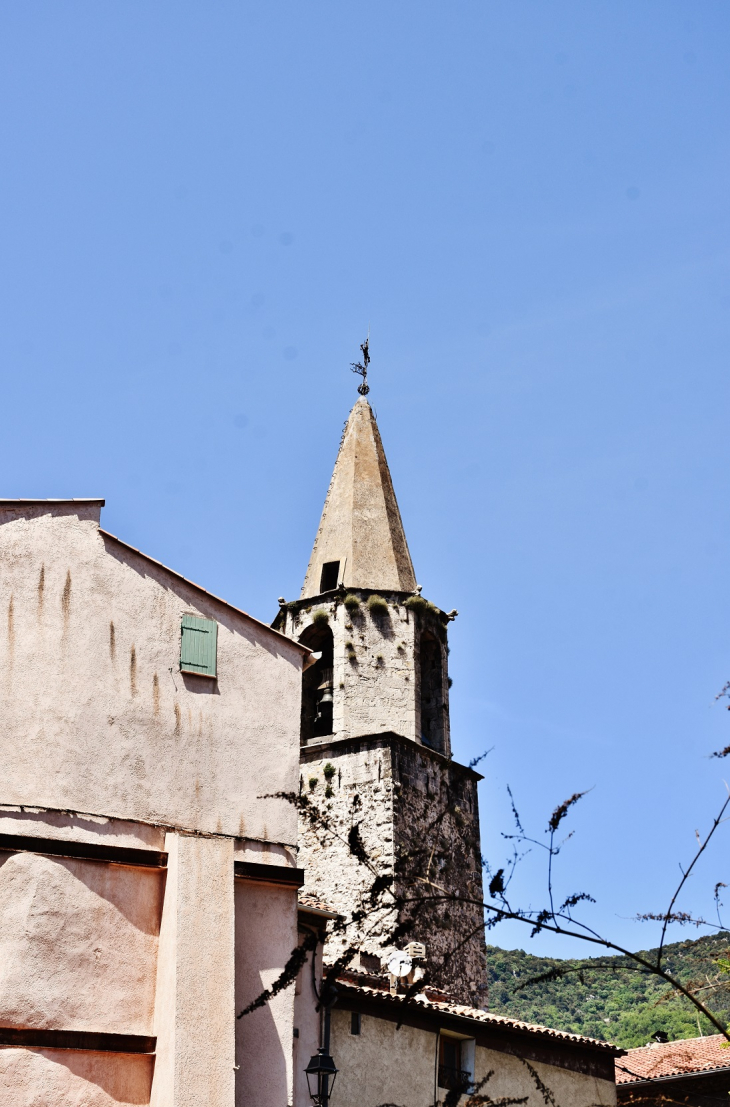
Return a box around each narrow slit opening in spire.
[319,561,340,593]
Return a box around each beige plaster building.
[292,964,620,1107]
[0,498,312,1107]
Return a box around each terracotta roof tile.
[299,892,333,912]
[616,1036,730,1084]
[336,972,620,1053]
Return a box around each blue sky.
[2,2,729,957]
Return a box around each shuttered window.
[180,614,218,678]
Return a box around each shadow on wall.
[0,809,164,850]
[181,672,220,696]
[0,1046,154,1105]
[419,630,445,753]
[235,993,290,1107]
[235,881,293,1107]
[0,852,163,1035]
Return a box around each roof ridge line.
[100,529,310,656]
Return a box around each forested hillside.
[487,933,730,1049]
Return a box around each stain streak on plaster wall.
[130,646,137,697]
[174,703,181,735]
[37,566,44,615]
[109,621,116,661]
[152,673,159,716]
[7,596,14,672]
[61,571,71,626]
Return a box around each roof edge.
[616,1064,730,1087]
[99,529,311,659]
[335,976,622,1055]
[0,498,105,506]
[298,904,340,921]
[300,730,484,780]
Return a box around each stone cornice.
[299,730,483,781]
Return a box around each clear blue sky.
[2,2,729,957]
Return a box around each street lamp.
[305,1047,338,1106]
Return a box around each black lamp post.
[306,980,338,1107]
[305,1047,338,1106]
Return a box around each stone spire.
[300,398,417,599]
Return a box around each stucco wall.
[0,502,303,844]
[328,1007,617,1107]
[0,812,164,1106]
[0,849,163,1034]
[0,806,166,851]
[152,832,236,1107]
[329,1007,436,1107]
[472,1045,617,1107]
[234,880,299,1107]
[0,1047,154,1107]
[293,934,324,1107]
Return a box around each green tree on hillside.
[487,934,730,1048]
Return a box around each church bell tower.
[273,355,488,1007]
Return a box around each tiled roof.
[616,1036,730,1084]
[299,892,333,913]
[336,970,620,1054]
[298,892,339,919]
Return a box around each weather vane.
[350,332,370,396]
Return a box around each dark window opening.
[420,631,445,752]
[350,1012,361,1036]
[358,952,380,973]
[319,561,340,593]
[299,623,335,744]
[438,1037,470,1092]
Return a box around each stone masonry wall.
[274,589,451,753]
[391,739,488,1008]
[299,737,397,964]
[298,734,487,1007]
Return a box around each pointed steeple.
[300,398,417,599]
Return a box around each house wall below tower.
[326,1001,617,1107]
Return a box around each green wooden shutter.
[180,615,218,677]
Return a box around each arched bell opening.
[419,629,445,753]
[299,622,335,744]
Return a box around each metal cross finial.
[350,333,370,396]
